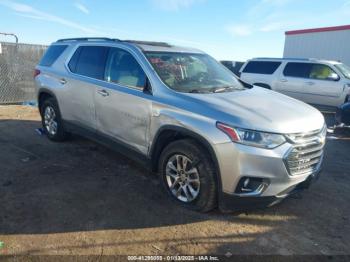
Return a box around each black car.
[220,60,244,77]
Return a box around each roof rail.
[123,40,172,47]
[254,57,310,61]
[55,37,174,49]
[56,37,120,42]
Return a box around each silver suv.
[240,58,350,111]
[34,38,326,212]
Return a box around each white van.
[240,58,350,111]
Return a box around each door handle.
[305,81,315,86]
[280,79,288,82]
[59,78,67,85]
[97,89,109,97]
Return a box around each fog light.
[243,178,250,188]
[235,177,269,195]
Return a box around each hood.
[180,86,325,134]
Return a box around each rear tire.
[40,97,68,142]
[159,139,217,212]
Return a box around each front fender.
[149,105,230,151]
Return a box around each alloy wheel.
[44,106,58,135]
[165,154,200,202]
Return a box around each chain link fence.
[0,41,47,104]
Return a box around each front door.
[94,47,152,155]
[300,63,343,107]
[276,62,344,107]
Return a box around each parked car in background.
[240,58,350,111]
[35,38,326,212]
[220,60,244,77]
[336,102,350,126]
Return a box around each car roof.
[54,37,204,54]
[249,57,341,64]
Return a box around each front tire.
[159,139,217,212]
[40,97,68,142]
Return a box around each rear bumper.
[219,169,321,212]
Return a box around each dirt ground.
[0,105,349,256]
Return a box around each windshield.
[335,63,350,79]
[145,52,245,93]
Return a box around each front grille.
[284,125,326,176]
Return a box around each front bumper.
[219,169,321,212]
[213,137,324,211]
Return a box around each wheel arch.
[150,125,222,190]
[38,88,58,112]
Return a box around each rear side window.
[283,62,311,78]
[68,46,109,80]
[242,61,281,74]
[67,47,82,72]
[39,45,67,66]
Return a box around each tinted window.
[283,62,311,78]
[242,61,281,74]
[309,64,338,80]
[39,45,67,66]
[70,46,109,80]
[105,48,146,88]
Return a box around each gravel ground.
[0,105,349,256]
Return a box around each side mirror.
[328,73,340,81]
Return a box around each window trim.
[64,44,151,93]
[282,62,340,82]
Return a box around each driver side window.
[309,64,338,81]
[105,48,146,89]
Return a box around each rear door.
[60,45,109,131]
[94,47,152,155]
[277,62,312,101]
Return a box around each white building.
[283,25,350,66]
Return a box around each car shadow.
[0,118,349,256]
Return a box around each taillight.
[33,69,41,78]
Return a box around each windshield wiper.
[188,86,240,94]
[210,86,235,93]
[188,89,206,93]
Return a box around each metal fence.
[0,42,47,104]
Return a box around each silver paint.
[35,40,326,198]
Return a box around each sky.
[0,0,350,60]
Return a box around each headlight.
[216,122,286,149]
